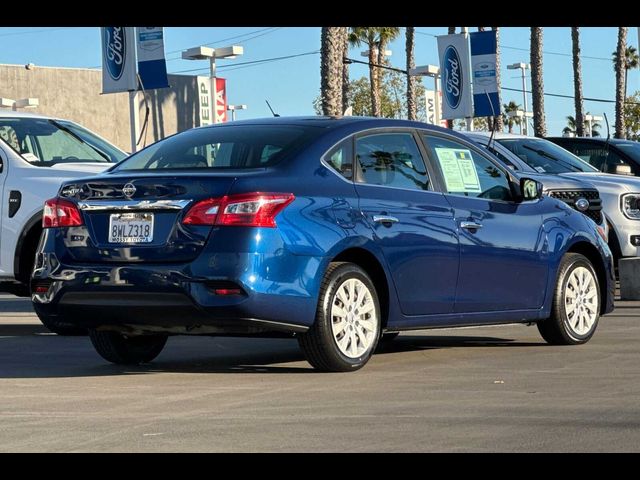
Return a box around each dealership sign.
[437,34,473,120]
[470,30,501,118]
[101,27,137,94]
[196,76,213,126]
[136,27,169,90]
[215,78,228,123]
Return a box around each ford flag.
[437,34,473,119]
[470,30,501,118]
[136,27,170,90]
[101,27,138,94]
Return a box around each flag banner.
[437,33,473,119]
[101,27,138,94]
[470,30,501,118]
[136,27,170,90]
[215,78,228,123]
[196,76,213,126]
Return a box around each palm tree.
[341,29,350,113]
[348,27,400,117]
[349,28,382,116]
[503,101,522,133]
[530,27,547,137]
[612,43,639,100]
[571,27,585,137]
[406,27,416,120]
[615,27,628,138]
[320,27,345,116]
[492,27,504,132]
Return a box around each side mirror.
[520,177,544,201]
[613,164,633,176]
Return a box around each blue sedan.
[31,117,615,371]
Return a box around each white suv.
[0,111,126,296]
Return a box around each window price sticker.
[435,148,481,193]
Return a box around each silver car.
[468,132,639,263]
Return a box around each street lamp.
[182,45,243,123]
[584,114,603,138]
[227,104,247,121]
[507,62,531,135]
[507,110,533,135]
[0,97,39,111]
[409,65,441,125]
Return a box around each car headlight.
[621,193,640,219]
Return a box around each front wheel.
[89,330,168,365]
[537,253,601,345]
[298,262,381,372]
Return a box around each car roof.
[465,131,530,140]
[0,109,60,120]
[547,136,637,145]
[197,115,467,135]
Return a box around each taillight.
[183,193,294,227]
[42,197,83,228]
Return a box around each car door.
[420,132,548,313]
[353,129,459,315]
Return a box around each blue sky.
[0,26,636,135]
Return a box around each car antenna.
[265,100,280,117]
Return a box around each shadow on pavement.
[0,332,545,379]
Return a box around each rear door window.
[355,132,430,191]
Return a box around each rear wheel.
[538,253,601,345]
[298,262,381,372]
[89,330,168,365]
[32,304,87,336]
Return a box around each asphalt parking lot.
[1,291,639,452]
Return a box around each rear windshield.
[114,125,318,172]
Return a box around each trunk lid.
[58,172,236,264]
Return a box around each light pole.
[409,65,441,125]
[227,104,247,121]
[182,45,243,123]
[507,62,531,135]
[584,114,603,137]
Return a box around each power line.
[0,27,73,38]
[415,30,613,63]
[171,50,320,74]
[502,86,640,105]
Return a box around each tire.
[537,253,601,345]
[380,332,400,343]
[89,330,168,365]
[32,304,87,336]
[298,262,381,372]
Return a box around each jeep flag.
[136,27,170,90]
[470,30,501,118]
[101,27,138,94]
[437,33,473,120]
[196,76,213,127]
[215,78,228,123]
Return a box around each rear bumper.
[31,251,321,335]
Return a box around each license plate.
[108,213,154,244]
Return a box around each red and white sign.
[214,77,228,123]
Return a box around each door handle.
[460,221,483,230]
[373,215,399,224]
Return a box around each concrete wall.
[0,64,199,152]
